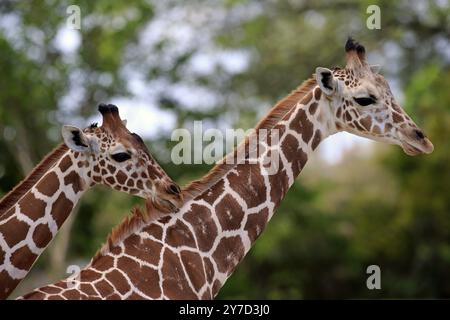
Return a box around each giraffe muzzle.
[151,182,183,213]
[398,129,434,156]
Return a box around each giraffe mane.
[91,77,318,263]
[91,201,157,263]
[0,143,69,217]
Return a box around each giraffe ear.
[122,119,127,127]
[315,67,337,96]
[62,125,91,152]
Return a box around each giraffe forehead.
[86,128,144,152]
[351,80,378,96]
[339,72,392,100]
[114,132,151,153]
[84,123,149,151]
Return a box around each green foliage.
[377,65,450,297]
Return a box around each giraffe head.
[315,38,434,156]
[61,104,182,212]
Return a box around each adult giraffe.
[21,38,433,299]
[0,104,182,299]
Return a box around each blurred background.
[0,0,449,299]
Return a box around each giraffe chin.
[400,139,434,156]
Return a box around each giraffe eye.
[354,97,376,106]
[111,152,131,162]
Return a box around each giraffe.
[20,38,434,300]
[0,103,182,299]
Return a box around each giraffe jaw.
[401,141,425,156]
[399,135,434,156]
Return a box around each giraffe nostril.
[415,129,425,140]
[168,184,181,195]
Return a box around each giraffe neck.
[0,150,92,299]
[201,85,333,296]
[19,85,337,300]
[166,85,334,298]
